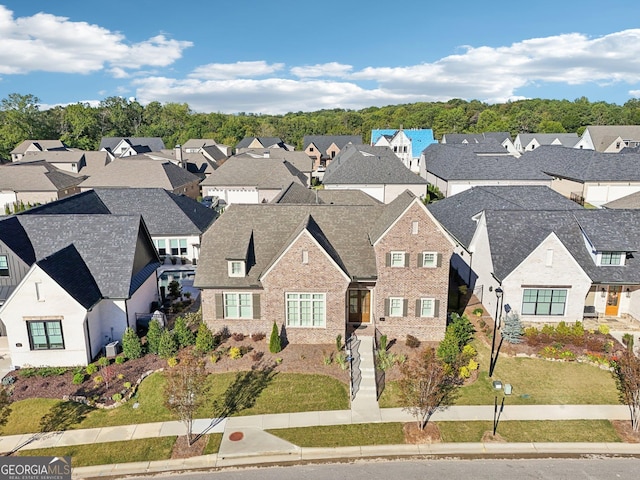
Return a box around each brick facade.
[372,202,452,341]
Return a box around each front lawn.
[269,423,405,447]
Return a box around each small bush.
[598,324,610,335]
[210,352,220,364]
[97,357,109,368]
[2,375,15,386]
[146,319,163,355]
[378,334,388,351]
[405,334,421,348]
[167,357,179,368]
[231,332,245,341]
[115,355,126,365]
[93,375,103,385]
[322,353,333,365]
[173,316,195,348]
[467,358,479,371]
[122,327,143,360]
[336,334,342,351]
[229,346,242,359]
[195,323,217,354]
[157,329,178,359]
[335,352,349,370]
[250,351,264,362]
[251,332,265,342]
[72,373,85,385]
[123,381,132,389]
[623,333,635,351]
[112,393,122,402]
[472,307,484,317]
[86,364,98,375]
[459,365,471,379]
[117,373,124,380]
[269,322,282,354]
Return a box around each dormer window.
[228,260,246,277]
[600,252,624,266]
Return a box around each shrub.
[251,332,265,342]
[115,355,126,365]
[472,307,484,317]
[122,327,143,360]
[467,358,479,371]
[405,334,421,349]
[598,324,610,335]
[182,310,202,327]
[97,357,109,368]
[623,333,635,352]
[436,334,460,365]
[157,330,178,359]
[336,334,343,351]
[229,347,242,359]
[195,323,216,354]
[322,353,333,365]
[210,352,220,364]
[251,351,264,362]
[123,381,132,389]
[174,316,196,348]
[117,373,124,380]
[111,393,123,402]
[459,365,471,379]
[231,332,245,341]
[501,312,524,344]
[93,375,103,385]
[378,334,388,351]
[72,373,85,385]
[269,322,282,354]
[335,352,349,370]
[1,375,15,386]
[86,364,98,375]
[167,357,179,368]
[461,344,477,357]
[146,319,163,354]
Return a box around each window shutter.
[215,293,224,319]
[416,299,421,317]
[385,253,391,267]
[434,299,440,317]
[252,294,261,319]
[402,299,408,316]
[384,298,390,316]
[436,253,442,267]
[417,253,423,268]
[404,253,410,267]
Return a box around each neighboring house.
[513,133,579,153]
[240,149,314,186]
[199,155,308,205]
[194,191,454,343]
[182,139,232,157]
[99,137,166,158]
[0,161,86,213]
[464,209,640,327]
[77,157,201,199]
[10,140,68,162]
[235,137,294,153]
[440,132,517,155]
[322,144,427,203]
[420,143,552,197]
[575,126,640,152]
[22,188,217,264]
[16,150,112,175]
[371,129,437,172]
[602,191,640,209]
[0,214,161,366]
[524,146,640,207]
[427,185,583,292]
[272,182,381,206]
[147,146,226,180]
[303,135,362,170]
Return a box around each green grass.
[2,372,349,435]
[379,339,619,407]
[438,420,621,443]
[17,437,176,467]
[269,423,405,447]
[203,433,223,454]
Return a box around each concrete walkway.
[0,404,635,479]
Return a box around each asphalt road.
[123,457,640,480]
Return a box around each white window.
[389,297,404,317]
[170,239,179,256]
[302,250,309,264]
[422,252,438,268]
[420,298,435,317]
[228,261,245,277]
[411,221,419,235]
[179,239,188,255]
[35,281,44,302]
[224,293,252,318]
[390,251,406,267]
[155,239,167,256]
[0,255,8,277]
[286,293,326,327]
[600,252,624,266]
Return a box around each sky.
[1,0,640,114]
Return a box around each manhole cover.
[229,431,244,441]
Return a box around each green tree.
[121,327,143,359]
[269,322,282,354]
[158,329,178,359]
[501,312,524,344]
[613,351,640,432]
[0,93,43,159]
[194,322,216,354]
[174,316,195,348]
[146,319,163,355]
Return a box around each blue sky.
[1,0,640,114]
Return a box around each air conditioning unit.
[105,341,120,357]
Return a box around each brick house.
[195,190,454,343]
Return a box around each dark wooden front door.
[349,290,370,323]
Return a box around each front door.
[605,285,621,316]
[349,290,370,323]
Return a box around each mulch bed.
[403,422,441,444]
[171,434,207,458]
[612,420,640,443]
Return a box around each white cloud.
[133,29,640,113]
[189,61,285,80]
[0,6,191,76]
[290,62,353,78]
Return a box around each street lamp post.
[489,287,503,377]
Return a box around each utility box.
[105,341,120,358]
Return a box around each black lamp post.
[489,287,503,377]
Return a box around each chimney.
[263,150,270,158]
[175,144,183,164]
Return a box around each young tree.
[158,329,178,359]
[398,347,462,430]
[122,327,143,359]
[174,316,195,348]
[194,322,216,354]
[146,319,163,355]
[0,387,12,429]
[501,311,524,344]
[613,351,640,432]
[164,357,208,445]
[269,322,282,354]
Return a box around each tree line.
[2,92,640,160]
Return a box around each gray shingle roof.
[199,156,306,188]
[323,145,427,185]
[241,149,313,173]
[272,183,382,206]
[0,161,86,191]
[99,137,165,152]
[584,126,640,151]
[441,132,511,144]
[11,140,67,155]
[236,137,284,149]
[603,191,640,209]
[427,186,582,248]
[485,209,640,284]
[516,133,579,148]
[303,135,362,153]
